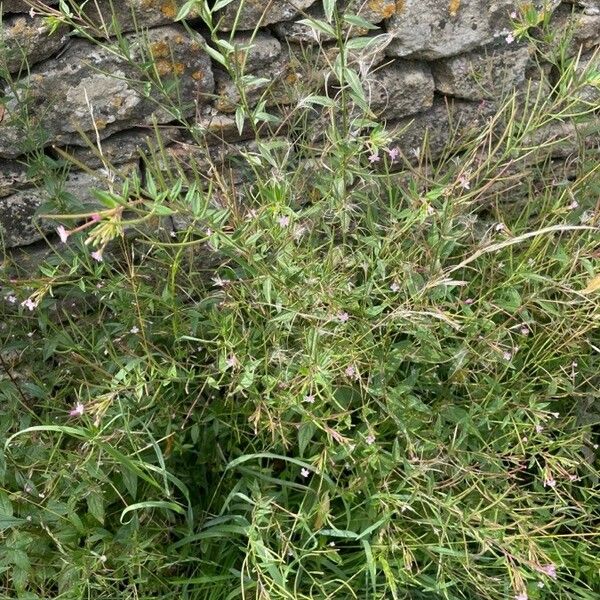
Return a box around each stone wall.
[0,0,599,250]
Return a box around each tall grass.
[0,2,599,599]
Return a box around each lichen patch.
[449,0,461,17]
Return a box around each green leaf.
[153,204,175,216]
[212,0,236,11]
[87,490,105,524]
[323,0,335,23]
[175,0,198,21]
[120,501,186,524]
[122,469,138,500]
[203,43,228,67]
[235,106,245,136]
[298,422,315,457]
[343,13,380,29]
[296,18,337,37]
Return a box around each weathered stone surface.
[0,162,139,248]
[385,0,559,60]
[161,138,267,185]
[214,34,307,112]
[367,60,434,119]
[80,0,200,34]
[0,0,56,14]
[550,4,600,55]
[0,158,30,197]
[521,118,600,160]
[575,52,600,105]
[387,97,496,160]
[0,25,214,158]
[431,43,532,100]
[273,0,397,42]
[0,15,68,74]
[227,31,282,73]
[564,0,600,14]
[61,126,183,169]
[217,0,318,31]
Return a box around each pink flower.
[21,297,39,311]
[495,222,506,232]
[226,354,238,369]
[29,6,36,18]
[345,365,358,379]
[506,33,515,44]
[301,467,310,478]
[6,295,17,304]
[365,434,375,445]
[56,225,70,244]
[464,298,474,305]
[535,424,543,434]
[543,477,556,488]
[90,213,101,222]
[503,351,513,361]
[278,215,290,227]
[212,276,230,287]
[514,592,528,600]
[91,250,103,263]
[337,312,349,323]
[387,147,400,162]
[537,564,557,579]
[510,10,517,19]
[303,394,315,404]
[69,402,85,417]
[457,172,471,190]
[520,325,530,335]
[567,200,579,210]
[390,282,400,292]
[368,153,380,163]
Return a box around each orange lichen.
[94,119,107,130]
[161,0,177,18]
[449,0,461,17]
[150,40,170,58]
[284,71,298,85]
[191,70,204,80]
[368,0,396,19]
[396,0,405,12]
[155,59,185,76]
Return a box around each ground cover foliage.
[0,1,599,599]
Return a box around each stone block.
[273,0,397,43]
[213,35,308,112]
[549,4,600,56]
[0,157,30,197]
[431,43,532,100]
[387,96,496,160]
[385,0,560,60]
[216,0,318,31]
[563,0,600,15]
[0,14,68,75]
[574,52,600,105]
[60,126,183,170]
[367,60,434,119]
[0,162,139,248]
[0,25,214,158]
[1,1,56,13]
[79,0,200,35]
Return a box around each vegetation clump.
[0,2,599,599]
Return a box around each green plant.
[1,2,599,599]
